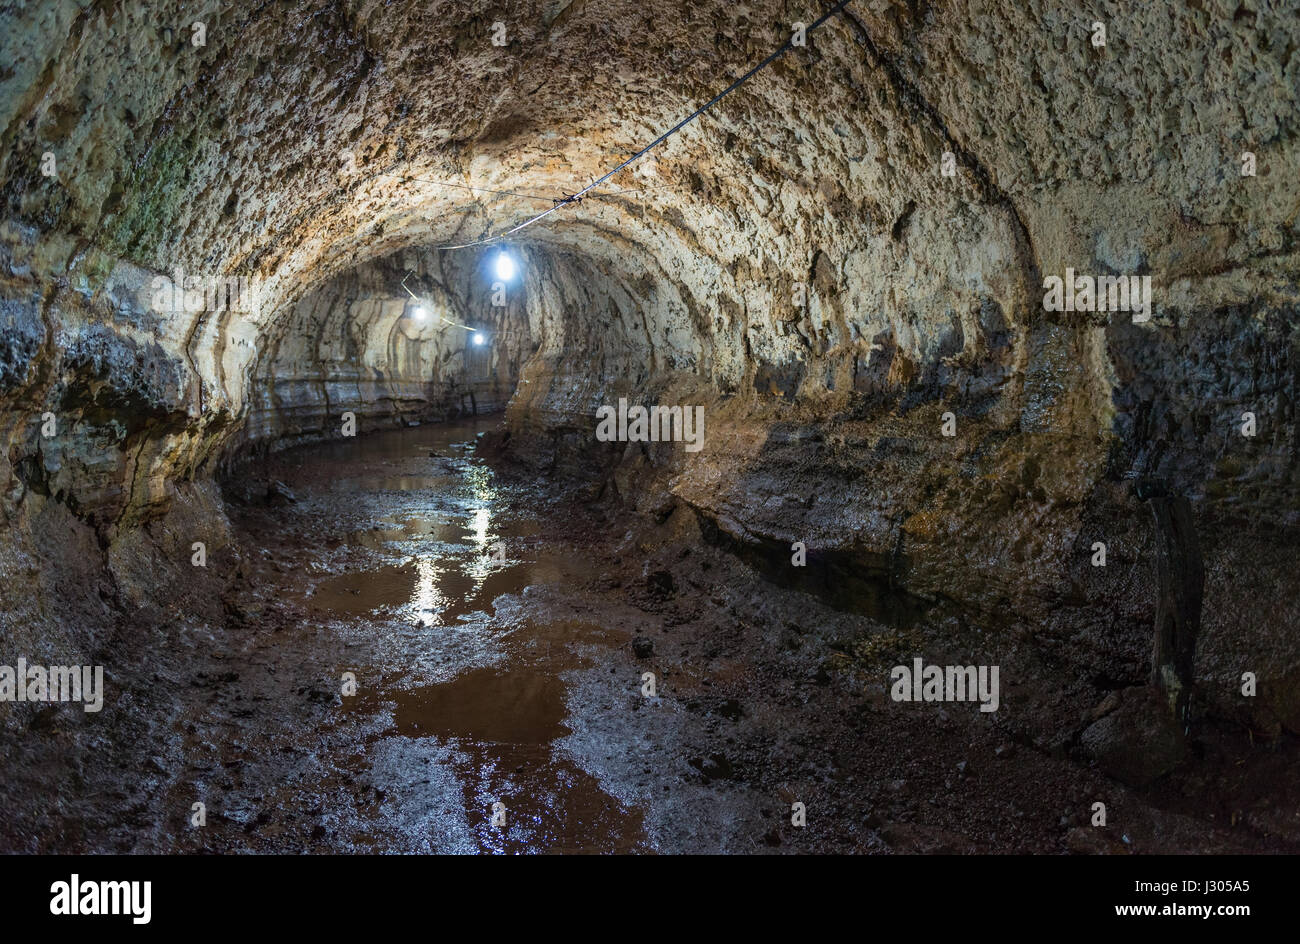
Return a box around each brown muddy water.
[7,415,1296,854]
[215,416,652,853]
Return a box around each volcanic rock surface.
[0,1,1297,852]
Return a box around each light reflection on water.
[464,508,493,584]
[464,455,497,586]
[472,507,491,549]
[264,417,649,852]
[411,557,447,628]
[305,447,520,626]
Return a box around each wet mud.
[3,416,1297,854]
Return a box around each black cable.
[433,0,854,250]
[376,172,557,204]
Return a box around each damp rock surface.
[1080,686,1189,788]
[0,2,1296,853]
[0,419,1294,854]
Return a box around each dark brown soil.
[3,416,1296,854]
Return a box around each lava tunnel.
[0,0,1298,870]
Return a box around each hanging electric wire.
[375,172,557,204]
[374,171,648,204]
[427,0,854,251]
[399,270,479,331]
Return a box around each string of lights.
[399,265,518,348]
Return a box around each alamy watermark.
[151,268,263,314]
[50,875,150,924]
[0,659,104,712]
[1042,268,1153,323]
[890,658,999,713]
[595,398,705,452]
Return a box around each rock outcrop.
[0,1,1296,732]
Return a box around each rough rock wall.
[0,2,1297,724]
[490,2,1300,730]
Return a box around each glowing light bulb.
[412,306,427,321]
[494,252,516,281]
[473,332,486,346]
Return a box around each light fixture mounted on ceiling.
[494,251,517,282]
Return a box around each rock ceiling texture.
[0,2,1297,729]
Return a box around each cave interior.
[0,0,1297,854]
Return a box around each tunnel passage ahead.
[0,1,1298,853]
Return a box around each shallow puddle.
[305,558,550,627]
[355,668,646,853]
[461,742,649,854]
[356,474,460,492]
[249,416,648,852]
[361,667,569,743]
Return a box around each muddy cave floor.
[5,415,1299,854]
